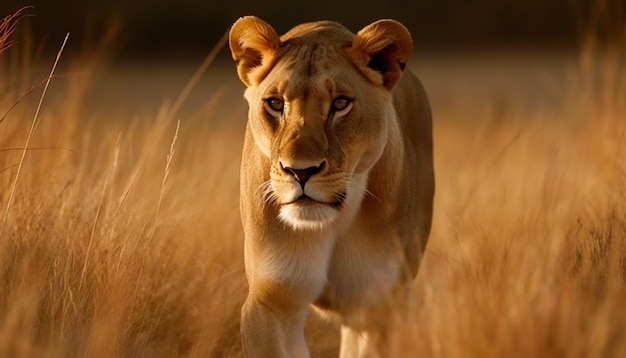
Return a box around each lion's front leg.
[339,325,364,358]
[240,230,335,358]
[340,325,393,358]
[241,293,309,358]
[338,283,411,358]
[339,322,394,358]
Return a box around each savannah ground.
[1,8,626,358]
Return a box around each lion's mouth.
[286,193,346,209]
[277,192,347,230]
[329,193,346,208]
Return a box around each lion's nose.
[280,161,325,186]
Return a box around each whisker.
[256,180,277,207]
[343,175,381,203]
[362,187,380,203]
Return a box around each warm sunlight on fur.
[229,16,434,357]
[1,6,626,358]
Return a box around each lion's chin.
[279,200,339,231]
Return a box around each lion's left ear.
[348,20,412,91]
[229,16,281,87]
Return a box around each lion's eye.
[332,98,350,111]
[331,97,353,118]
[264,98,284,114]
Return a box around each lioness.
[229,16,434,358]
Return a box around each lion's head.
[229,17,412,230]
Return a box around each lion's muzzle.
[280,160,325,188]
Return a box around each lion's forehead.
[282,76,337,102]
[264,55,356,102]
[276,43,350,78]
[256,25,361,100]
[280,21,354,45]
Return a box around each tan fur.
[229,16,434,358]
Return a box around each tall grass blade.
[0,32,70,240]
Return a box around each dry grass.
[0,6,32,56]
[1,9,626,358]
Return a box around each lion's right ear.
[229,16,281,87]
[348,20,412,91]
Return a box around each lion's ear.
[348,20,412,91]
[229,16,280,87]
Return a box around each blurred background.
[4,0,583,58]
[0,0,618,119]
[1,3,625,357]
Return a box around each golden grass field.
[1,9,626,358]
